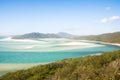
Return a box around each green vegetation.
[77,32,120,43]
[1,50,120,80]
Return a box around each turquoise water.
[0,38,120,63]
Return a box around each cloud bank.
[100,16,120,23]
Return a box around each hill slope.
[1,50,120,80]
[77,32,120,43]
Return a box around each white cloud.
[106,6,111,10]
[100,16,120,23]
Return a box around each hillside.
[77,32,120,43]
[12,32,74,39]
[1,50,120,80]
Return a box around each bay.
[0,38,120,75]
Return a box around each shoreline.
[100,42,120,47]
[0,63,50,76]
[0,38,120,76]
[1,37,120,47]
[78,39,120,47]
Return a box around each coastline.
[0,38,120,76]
[0,63,50,76]
[100,42,120,47]
[79,39,120,47]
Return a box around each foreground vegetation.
[0,50,120,80]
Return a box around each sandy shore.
[100,42,120,47]
[0,38,105,52]
[0,38,119,76]
[77,39,120,47]
[0,63,49,76]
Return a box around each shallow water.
[0,38,120,75]
[0,39,120,64]
[0,38,120,63]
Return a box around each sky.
[0,0,120,35]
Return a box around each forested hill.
[1,50,120,80]
[77,32,120,43]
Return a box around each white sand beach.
[77,39,120,47]
[101,42,120,47]
[0,63,49,76]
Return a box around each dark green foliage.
[0,50,120,80]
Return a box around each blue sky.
[0,0,120,35]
